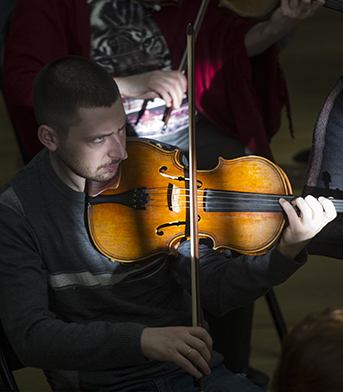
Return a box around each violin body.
[131,0,277,18]
[87,139,292,262]
[219,0,277,18]
[130,0,183,7]
[219,0,343,18]
[133,0,343,19]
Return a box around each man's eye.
[92,137,104,143]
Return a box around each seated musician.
[0,56,336,392]
[3,2,325,381]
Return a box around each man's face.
[53,100,128,188]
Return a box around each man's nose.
[109,134,128,161]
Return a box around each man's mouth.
[102,161,121,172]
[103,165,117,172]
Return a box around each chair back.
[0,321,23,391]
[302,75,343,259]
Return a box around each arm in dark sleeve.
[173,239,306,316]
[0,204,147,371]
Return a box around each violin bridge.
[169,184,181,213]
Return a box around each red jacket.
[4,0,291,160]
[4,0,91,159]
[153,1,291,160]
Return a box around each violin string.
[146,187,288,199]
[146,197,343,213]
[145,188,291,209]
[146,188,289,198]
[325,0,343,12]
[144,188,343,211]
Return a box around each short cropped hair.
[33,56,121,138]
[272,308,343,392]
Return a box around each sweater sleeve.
[173,240,307,317]
[3,0,91,159]
[0,202,147,371]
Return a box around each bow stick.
[187,23,204,392]
[162,0,210,130]
[135,0,211,128]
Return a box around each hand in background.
[115,70,187,108]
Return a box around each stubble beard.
[58,147,121,183]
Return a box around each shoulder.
[0,149,49,208]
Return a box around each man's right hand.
[141,326,213,378]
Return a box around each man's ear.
[37,125,58,151]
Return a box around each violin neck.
[288,196,343,214]
[324,0,343,12]
[332,199,343,213]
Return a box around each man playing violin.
[3,0,326,387]
[0,56,336,391]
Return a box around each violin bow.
[162,0,210,130]
[135,0,211,128]
[187,23,204,392]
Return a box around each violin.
[220,0,343,18]
[219,0,277,18]
[131,0,343,19]
[130,0,276,19]
[86,138,342,263]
